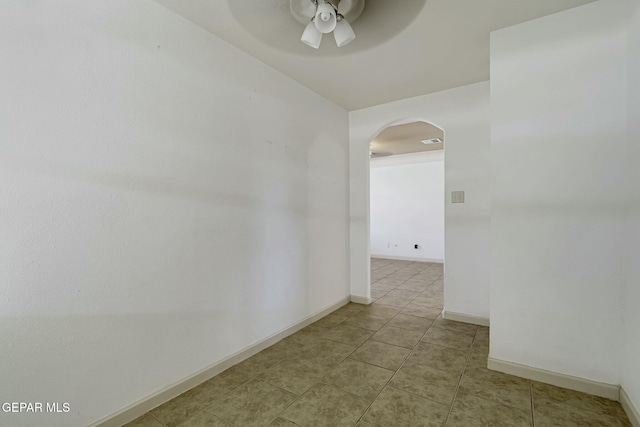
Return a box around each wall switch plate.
[452,191,465,203]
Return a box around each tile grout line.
[148,412,168,427]
[441,332,475,426]
[352,304,445,426]
[251,377,309,427]
[530,381,536,427]
[353,329,431,423]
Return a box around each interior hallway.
[125,259,631,427]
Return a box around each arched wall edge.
[348,81,492,321]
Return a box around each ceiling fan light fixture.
[291,0,363,50]
[301,21,323,48]
[334,16,355,47]
[314,2,337,34]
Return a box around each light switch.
[452,191,465,203]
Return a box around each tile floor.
[125,258,632,427]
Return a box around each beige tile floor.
[125,258,632,427]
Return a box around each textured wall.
[490,0,628,384]
[0,1,349,425]
[370,151,445,262]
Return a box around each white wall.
[0,1,349,426]
[490,0,628,385]
[350,82,491,318]
[623,0,640,415]
[370,151,444,262]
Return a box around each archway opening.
[367,120,445,309]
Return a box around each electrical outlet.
[452,191,465,203]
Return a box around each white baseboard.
[487,357,620,401]
[621,388,640,427]
[90,297,351,427]
[370,255,444,263]
[351,294,373,305]
[442,310,490,327]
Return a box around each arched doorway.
[369,120,445,310]
[349,118,445,304]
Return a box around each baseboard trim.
[487,357,620,401]
[371,255,444,263]
[442,310,490,327]
[90,296,351,427]
[621,388,640,427]
[351,295,373,305]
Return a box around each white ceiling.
[152,0,596,110]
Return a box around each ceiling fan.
[290,0,365,49]
[227,0,427,56]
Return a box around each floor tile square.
[421,288,444,299]
[269,418,300,426]
[297,338,357,369]
[413,297,445,309]
[372,325,424,349]
[176,410,232,427]
[371,289,389,299]
[401,302,442,319]
[313,313,348,329]
[362,386,449,427]
[150,381,229,427]
[323,324,374,346]
[386,289,422,300]
[388,362,460,405]
[349,340,411,371]
[256,339,305,366]
[474,326,490,345]
[422,326,474,351]
[398,282,429,292]
[344,313,389,331]
[459,367,531,411]
[375,295,414,308]
[466,345,489,370]
[213,357,272,390]
[433,318,477,336]
[392,275,417,282]
[123,414,165,427]
[532,382,629,419]
[281,383,370,427]
[447,391,532,427]
[371,283,397,292]
[360,303,402,319]
[387,313,433,332]
[533,396,630,427]
[406,342,468,375]
[288,325,329,347]
[333,303,366,317]
[259,358,329,395]
[209,379,296,427]
[323,358,394,400]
